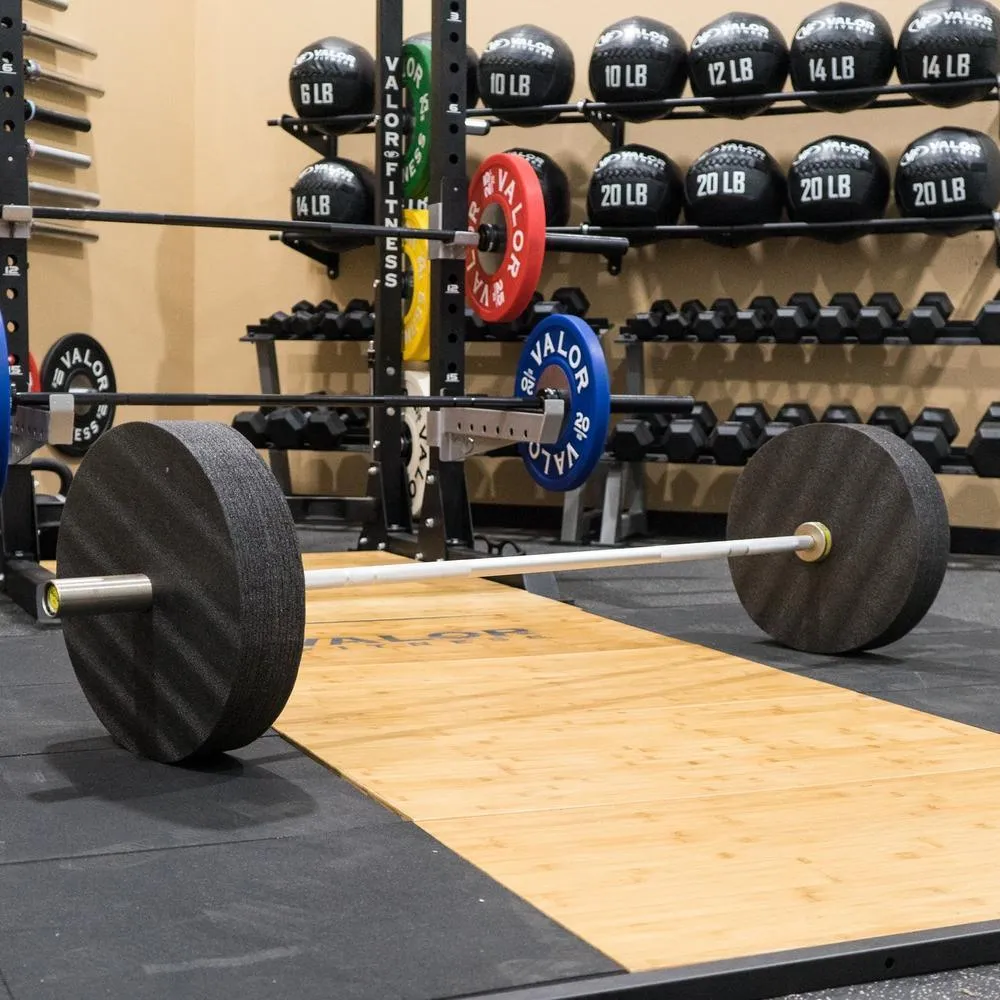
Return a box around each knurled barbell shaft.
[15,391,696,414]
[43,527,829,619]
[11,206,630,255]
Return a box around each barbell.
[34,416,947,766]
[9,314,684,494]
[6,152,628,327]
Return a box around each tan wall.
[24,1,1000,525]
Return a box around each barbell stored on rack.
[5,315,683,494]
[37,417,947,765]
[24,100,92,133]
[23,21,98,58]
[27,138,91,169]
[23,58,104,98]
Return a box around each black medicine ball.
[478,24,575,125]
[291,158,375,252]
[684,140,786,244]
[897,0,1000,107]
[789,4,896,110]
[788,136,891,240]
[289,37,375,127]
[588,17,688,121]
[895,127,1000,233]
[506,148,571,227]
[688,12,789,118]
[586,144,684,228]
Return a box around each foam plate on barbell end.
[0,321,9,495]
[727,423,949,655]
[57,421,306,764]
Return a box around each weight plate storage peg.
[728,423,949,654]
[57,421,306,764]
[39,333,117,457]
[402,208,431,363]
[466,153,547,325]
[515,313,610,492]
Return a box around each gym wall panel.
[26,0,197,453]
[25,2,1000,523]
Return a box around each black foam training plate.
[57,421,306,763]
[727,423,949,655]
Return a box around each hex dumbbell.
[822,404,862,424]
[733,296,779,343]
[609,413,671,463]
[905,406,958,471]
[232,410,269,448]
[710,403,770,466]
[857,293,902,345]
[815,293,862,344]
[663,402,718,463]
[905,292,953,345]
[762,402,816,443]
[968,402,1000,476]
[868,405,912,437]
[693,298,738,342]
[773,293,820,344]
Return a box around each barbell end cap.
[794,521,832,564]
[42,581,60,618]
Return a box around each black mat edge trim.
[448,920,1000,1000]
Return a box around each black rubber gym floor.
[3,527,1000,1000]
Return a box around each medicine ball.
[895,127,1000,234]
[688,13,789,118]
[684,141,786,244]
[291,158,375,252]
[588,17,688,121]
[789,4,896,111]
[478,24,575,125]
[289,37,375,128]
[897,0,1000,107]
[586,144,684,228]
[788,136,891,240]
[506,148,571,226]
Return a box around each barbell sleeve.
[24,22,97,58]
[28,0,70,10]
[26,99,92,132]
[42,525,830,619]
[24,59,105,98]
[27,139,92,168]
[30,181,100,206]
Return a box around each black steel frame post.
[422,0,474,559]
[0,1,47,619]
[364,0,409,542]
